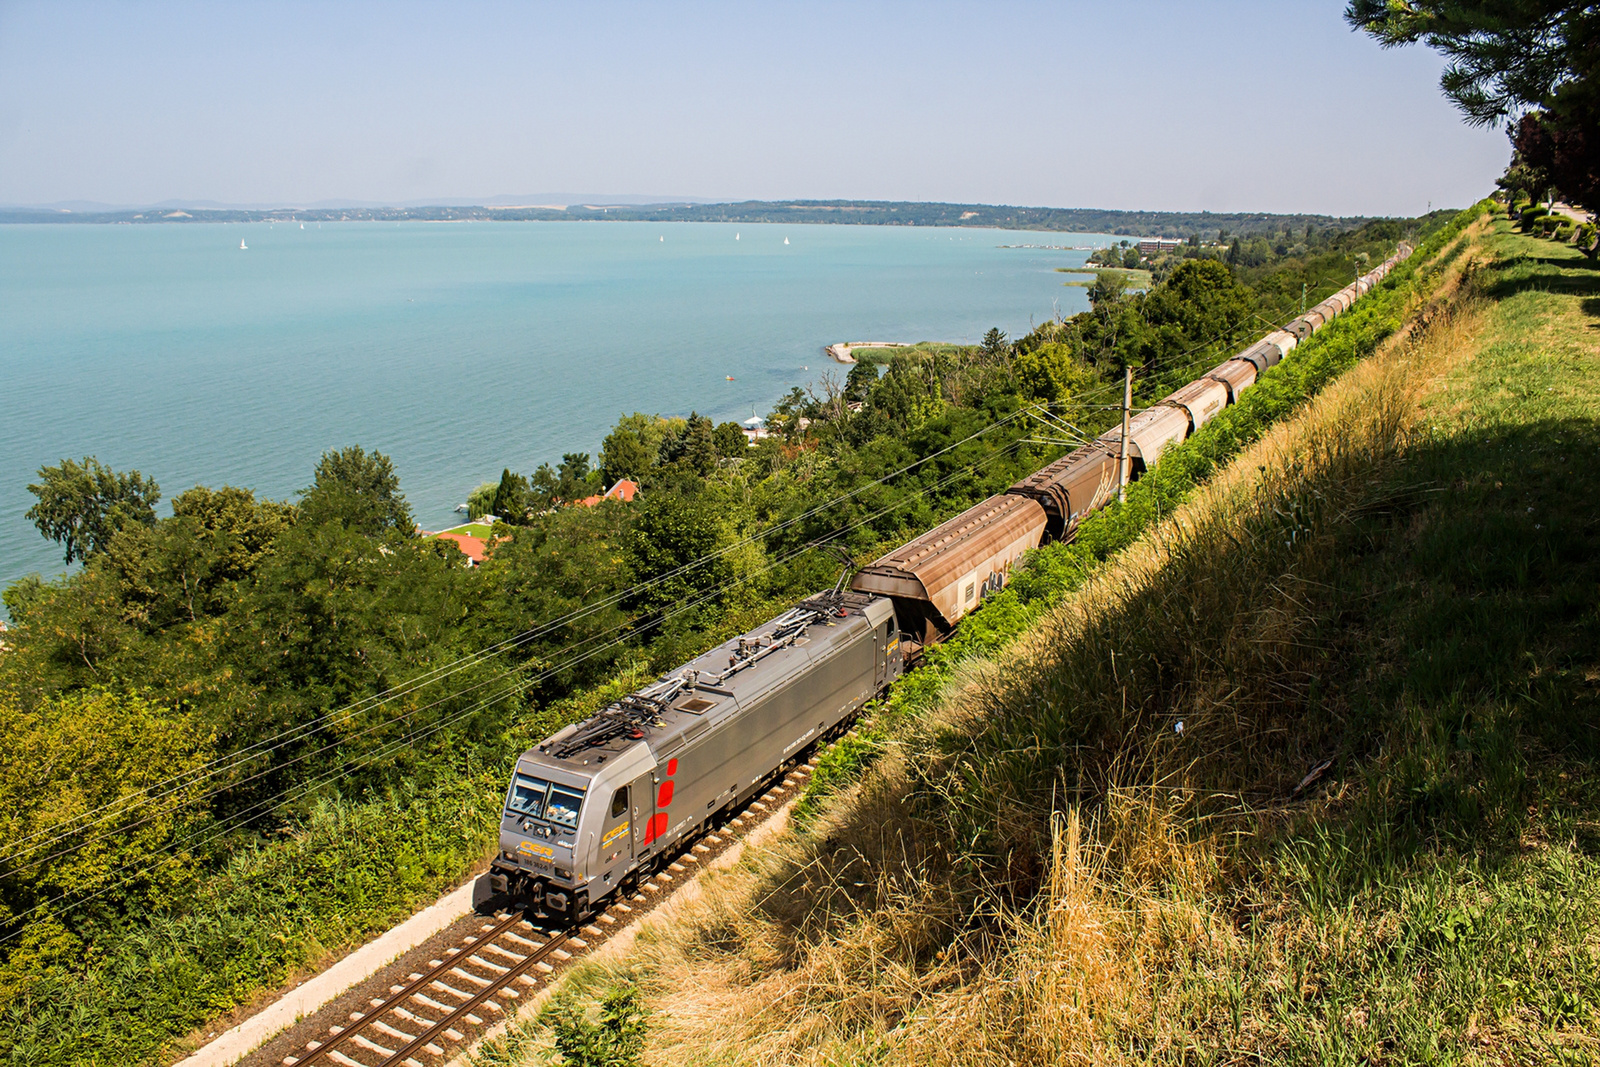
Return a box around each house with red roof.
[431,530,490,566]
[576,478,640,508]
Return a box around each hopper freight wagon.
[491,245,1409,922]
[851,245,1410,637]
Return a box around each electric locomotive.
[488,589,902,920]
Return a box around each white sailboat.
[783,237,789,245]
[736,232,740,240]
[239,238,247,250]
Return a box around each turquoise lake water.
[0,220,1110,598]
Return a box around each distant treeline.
[0,199,1381,238]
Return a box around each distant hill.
[0,198,1379,238]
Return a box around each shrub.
[1519,206,1549,231]
[1553,222,1576,242]
[546,982,648,1067]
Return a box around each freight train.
[488,245,1410,921]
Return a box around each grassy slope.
[479,213,1600,1064]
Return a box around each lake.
[0,220,1110,599]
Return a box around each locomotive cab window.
[609,787,629,819]
[545,784,586,829]
[507,773,551,819]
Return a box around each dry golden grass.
[481,220,1600,1066]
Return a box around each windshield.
[507,773,585,829]
[507,773,550,819]
[546,785,585,829]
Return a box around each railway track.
[272,760,817,1067]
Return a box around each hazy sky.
[0,0,1507,216]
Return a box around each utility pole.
[1301,282,1307,313]
[1117,366,1133,503]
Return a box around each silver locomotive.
[488,590,902,920]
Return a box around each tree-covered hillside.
[0,198,1379,238]
[0,211,1444,1065]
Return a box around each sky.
[0,0,1509,217]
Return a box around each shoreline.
[825,341,913,364]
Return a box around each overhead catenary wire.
[0,406,1042,864]
[0,442,1029,906]
[16,304,1325,867]
[1,426,1036,874]
[5,249,1414,937]
[8,261,1405,885]
[5,253,1415,937]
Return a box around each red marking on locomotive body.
[641,812,669,844]
[667,758,678,776]
[657,780,675,807]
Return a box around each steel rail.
[276,759,819,1067]
[291,907,534,1067]
[378,930,574,1067]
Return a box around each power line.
[1,407,1040,865]
[0,443,1028,907]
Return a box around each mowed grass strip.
[480,216,1600,1066]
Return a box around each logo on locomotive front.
[516,840,555,864]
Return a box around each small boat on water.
[239,239,247,250]
[736,232,740,240]
[726,375,735,381]
[783,237,789,245]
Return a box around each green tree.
[1346,0,1593,126]
[298,446,414,536]
[712,421,748,458]
[1347,0,1600,213]
[547,451,601,502]
[26,457,161,564]
[466,481,498,520]
[625,492,738,627]
[480,505,634,689]
[980,327,1010,362]
[870,353,944,431]
[769,386,809,437]
[1013,341,1098,402]
[682,412,716,476]
[100,486,293,626]
[0,689,213,1000]
[844,360,880,402]
[529,464,560,510]
[491,469,530,522]
[599,414,664,484]
[1086,271,1128,310]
